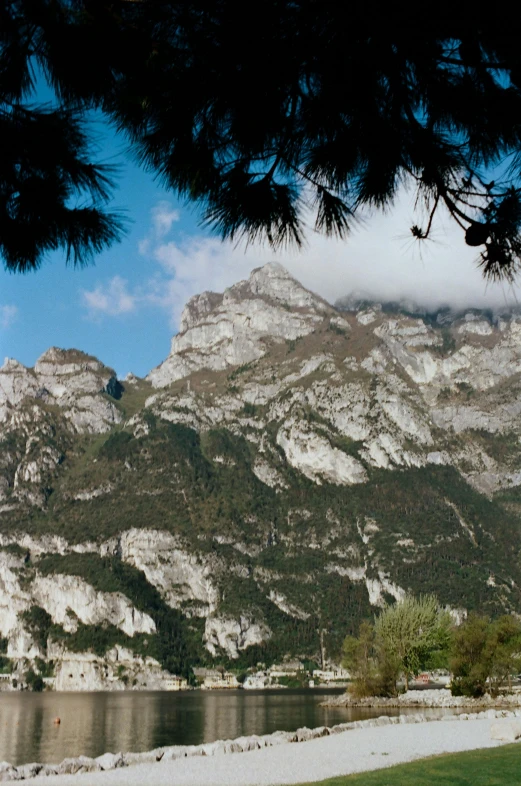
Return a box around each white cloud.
[81,276,137,318]
[138,196,521,330]
[0,305,18,329]
[138,201,181,255]
[144,235,268,327]
[81,195,521,330]
[152,201,180,239]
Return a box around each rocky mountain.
[1,262,521,689]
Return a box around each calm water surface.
[0,688,452,765]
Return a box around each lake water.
[0,688,452,766]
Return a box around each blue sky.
[0,123,195,378]
[2,103,521,378]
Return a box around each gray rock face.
[147,263,332,387]
[31,573,156,636]
[141,269,521,494]
[0,348,123,512]
[203,615,271,658]
[0,348,121,434]
[276,419,368,485]
[3,264,521,678]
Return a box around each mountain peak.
[35,347,105,374]
[148,263,332,388]
[246,262,330,311]
[0,347,120,433]
[5,264,521,674]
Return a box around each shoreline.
[25,714,520,786]
[321,687,521,710]
[2,706,517,784]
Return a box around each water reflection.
[0,689,453,766]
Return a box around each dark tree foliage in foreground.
[4,2,521,277]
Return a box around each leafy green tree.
[487,616,521,694]
[375,595,451,691]
[342,612,424,699]
[0,104,124,272]
[450,614,489,697]
[4,4,521,275]
[342,621,379,698]
[375,641,403,698]
[451,614,521,697]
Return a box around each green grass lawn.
[297,743,521,786]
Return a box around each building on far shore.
[312,667,350,684]
[164,676,188,691]
[268,661,305,679]
[192,668,240,689]
[243,671,270,689]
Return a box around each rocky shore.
[1,705,520,783]
[322,688,521,710]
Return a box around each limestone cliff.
[1,263,521,687]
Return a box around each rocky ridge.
[1,263,521,686]
[148,263,333,387]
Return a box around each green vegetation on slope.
[21,604,150,659]
[33,554,204,678]
[470,430,521,467]
[4,413,521,668]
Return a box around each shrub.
[450,613,521,697]
[342,622,381,698]
[25,668,44,692]
[21,606,53,652]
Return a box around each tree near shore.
[450,613,521,698]
[487,616,521,694]
[4,4,521,275]
[342,595,450,696]
[374,595,451,692]
[341,622,380,698]
[345,603,521,700]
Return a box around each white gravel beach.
[29,718,514,786]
